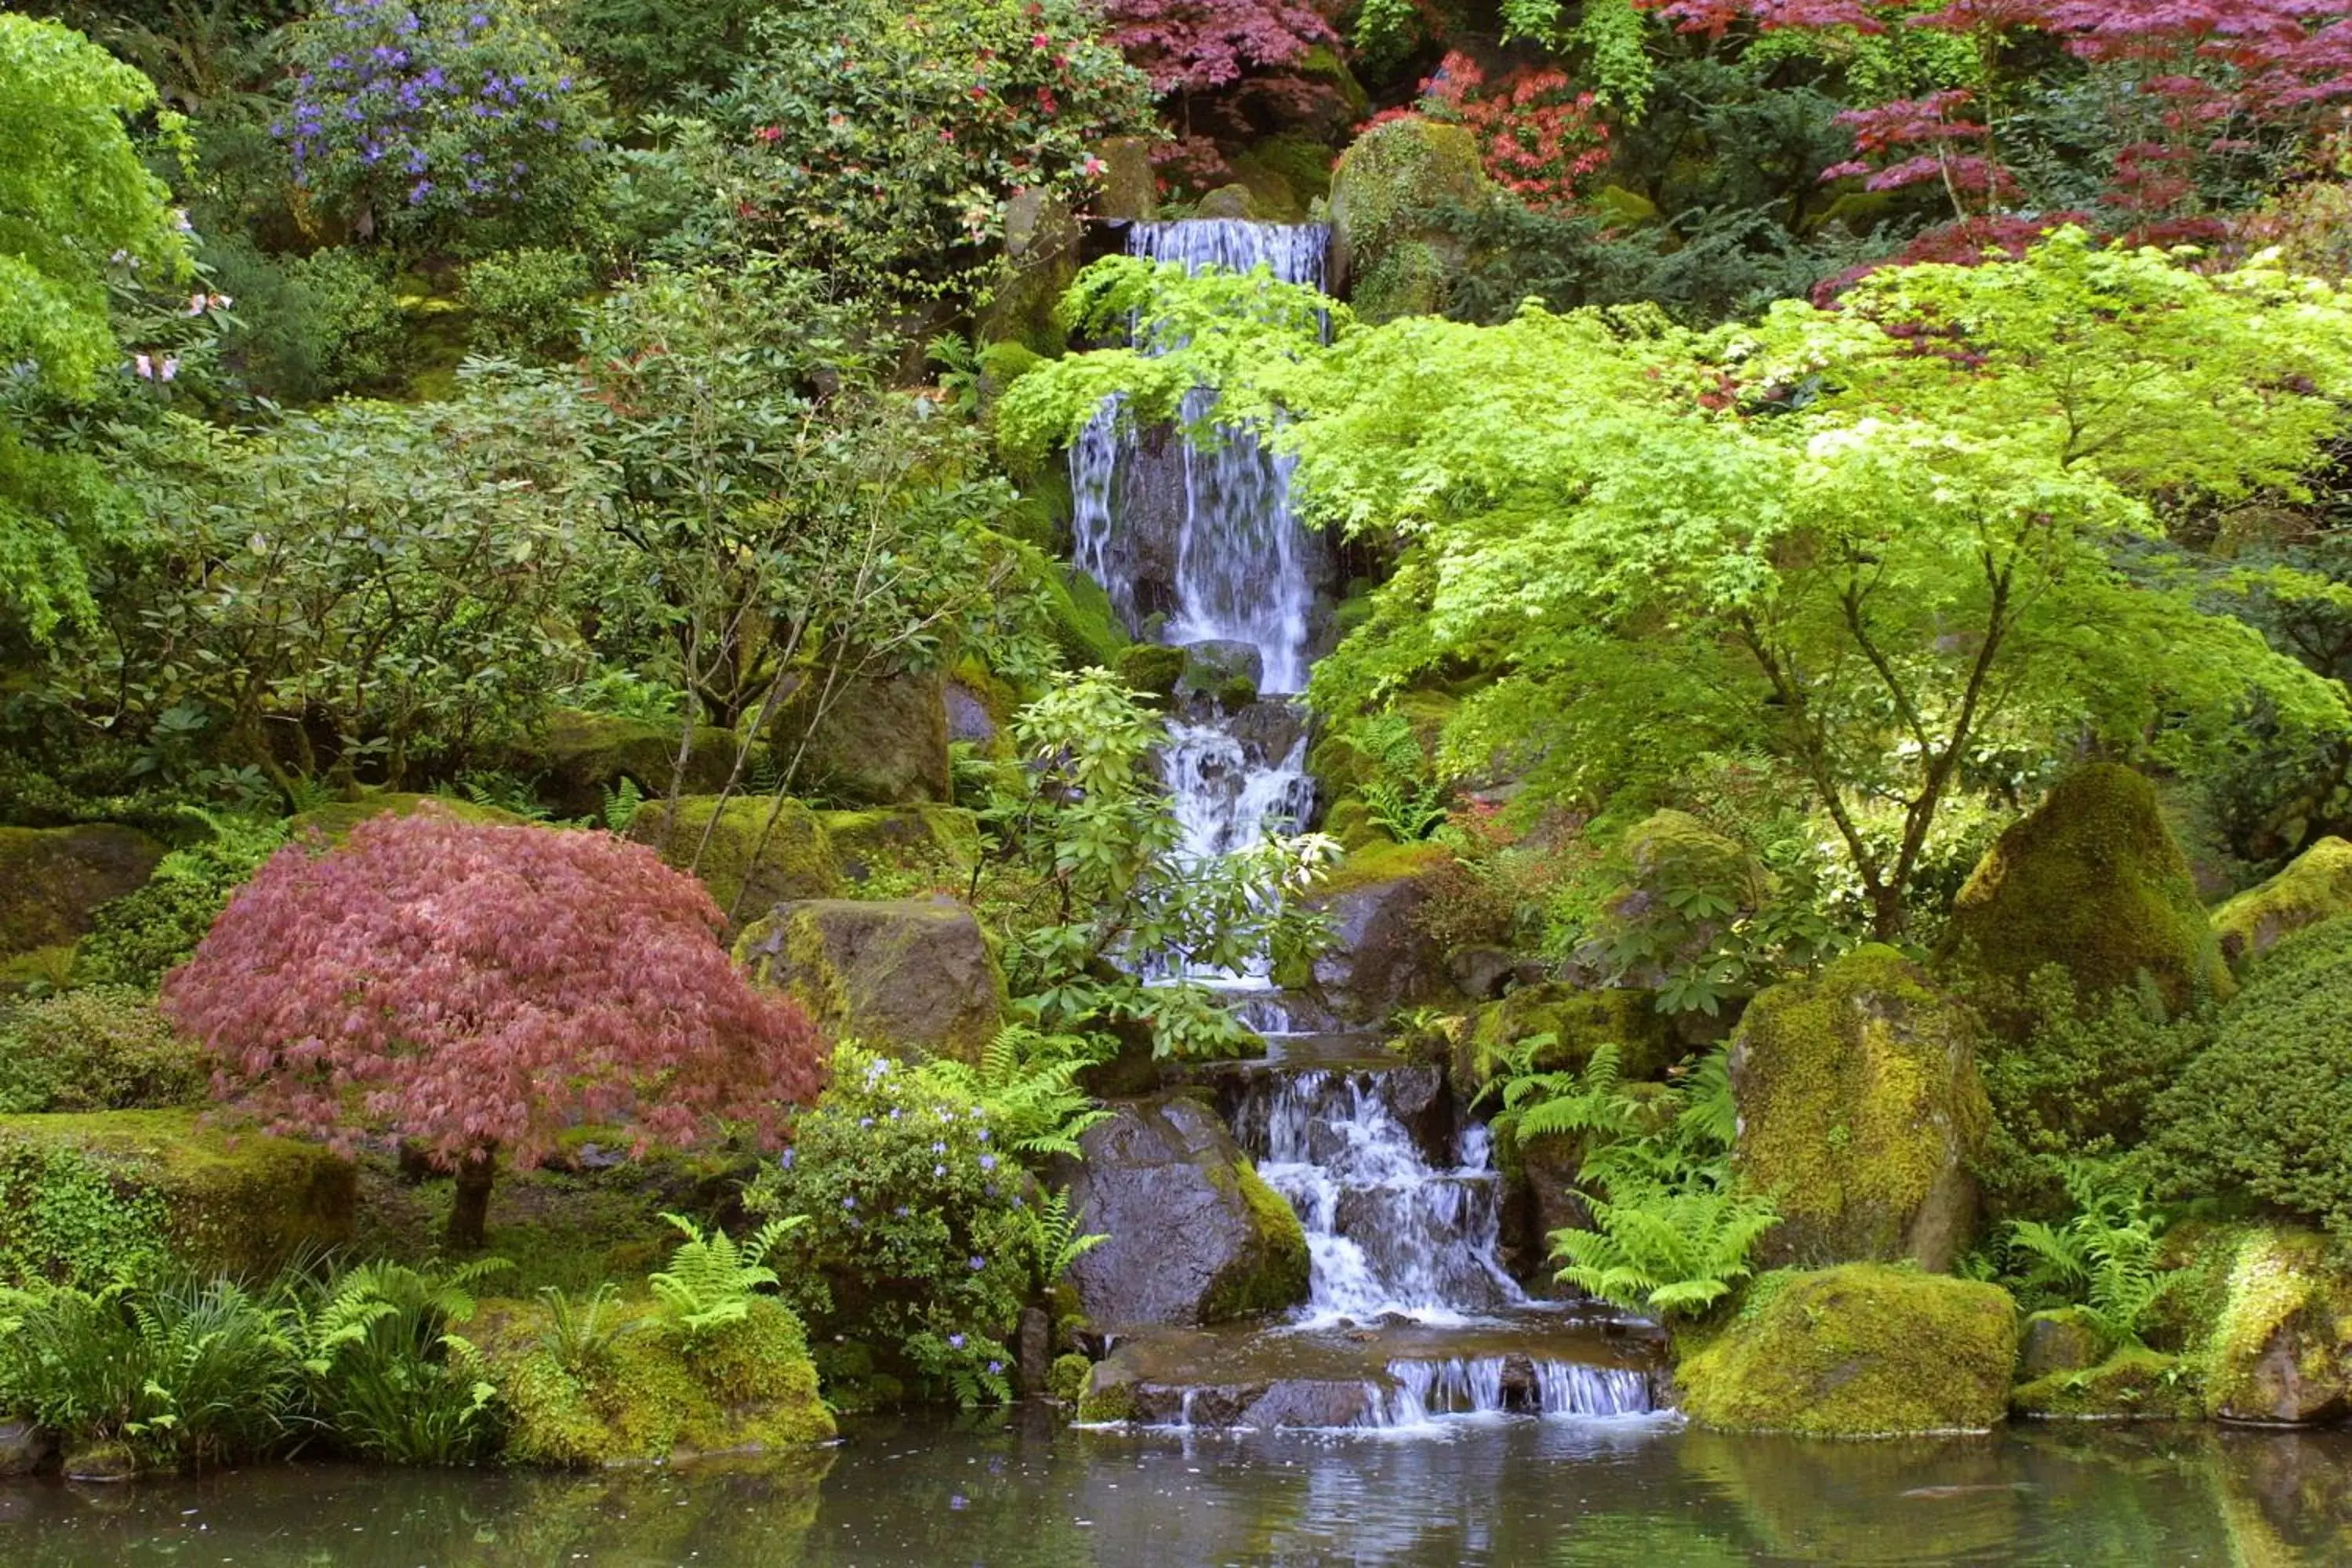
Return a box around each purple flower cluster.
[272,0,600,224]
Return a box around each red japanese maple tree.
[162,808,826,1249]
[1102,0,1345,181]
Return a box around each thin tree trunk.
[445,1145,497,1252]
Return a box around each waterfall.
[1232,1067,1524,1326]
[1068,220,1329,920]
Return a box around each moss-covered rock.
[2011,1347,2200,1421]
[1940,763,2232,1020]
[2200,1225,2352,1425]
[626,795,840,927]
[1095,135,1160,221]
[0,1109,354,1279]
[1049,1351,1094,1403]
[2015,1305,2109,1381]
[2213,837,2352,974]
[982,191,1082,355]
[1677,1265,2020,1436]
[0,824,163,961]
[1114,642,1188,704]
[1330,116,1490,322]
[1305,840,1464,1025]
[1233,135,1334,212]
[1730,946,1988,1272]
[736,898,1006,1063]
[524,710,741,818]
[1454,983,1674,1098]
[1060,1095,1309,1329]
[771,670,952,807]
[818,806,980,892]
[288,789,521,841]
[483,1294,833,1466]
[1047,565,1131,670]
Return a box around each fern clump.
[649,1212,801,1339]
[1999,1161,2186,1354]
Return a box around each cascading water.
[1230,1067,1522,1326]
[1068,220,1325,902]
[1065,219,1661,1431]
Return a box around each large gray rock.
[735,898,1006,1064]
[771,670,953,807]
[1060,1096,1309,1329]
[1305,845,1460,1026]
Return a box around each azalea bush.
[1417,50,1612,212]
[273,0,608,250]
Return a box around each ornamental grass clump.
[162,808,826,1250]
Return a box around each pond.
[5,1410,2350,1566]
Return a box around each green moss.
[2212,837,2352,973]
[628,794,840,923]
[818,805,981,894]
[1049,1352,1092,1403]
[1114,643,1187,703]
[1235,134,1334,208]
[1312,839,1454,899]
[0,1109,354,1280]
[289,789,521,842]
[735,899,1007,1064]
[1199,1157,1311,1320]
[1940,763,2233,1021]
[2195,1225,2352,1422]
[1318,797,1388,854]
[2011,1348,2200,1421]
[1047,565,1131,670]
[1456,984,1674,1097]
[488,1296,833,1467]
[1677,1265,2020,1436]
[1075,1376,1138,1425]
[771,673,952,808]
[978,339,1045,389]
[526,709,740,815]
[0,824,164,959]
[1330,116,1490,322]
[1730,946,1987,1271]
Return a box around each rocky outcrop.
[1330,117,1491,323]
[1676,1265,2020,1436]
[483,1294,833,1465]
[771,670,953,807]
[0,824,163,967]
[522,709,740,818]
[628,795,840,927]
[982,191,1082,354]
[2203,1226,2352,1425]
[1730,946,1987,1273]
[735,898,1005,1063]
[1059,1095,1309,1329]
[1455,983,1676,1098]
[1305,843,1462,1026]
[2212,836,2352,974]
[1094,135,1160,222]
[1940,763,2232,1019]
[0,1109,355,1280]
[818,806,980,891]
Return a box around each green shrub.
[2151,915,2352,1233]
[0,988,207,1113]
[281,248,412,394]
[463,247,590,361]
[0,1142,172,1288]
[744,1046,1041,1407]
[77,811,289,990]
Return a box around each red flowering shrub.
[1422,50,1611,212]
[162,808,825,1247]
[1642,0,2352,256]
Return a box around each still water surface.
[5,1411,2350,1566]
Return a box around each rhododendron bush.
[162,808,826,1248]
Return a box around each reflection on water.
[5,1410,2352,1566]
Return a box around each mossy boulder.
[1233,135,1334,212]
[524,709,740,818]
[1114,641,1188,704]
[1730,946,1988,1273]
[288,789,521,841]
[2200,1225,2352,1425]
[2011,1347,2200,1421]
[0,825,163,961]
[1574,810,1770,993]
[2014,1305,2109,1381]
[1047,565,1132,670]
[1677,1265,2020,1436]
[0,1109,354,1279]
[1176,638,1261,709]
[2212,837,2352,974]
[1939,763,2232,1020]
[483,1294,834,1466]
[735,898,1006,1064]
[818,806,981,891]
[1454,983,1674,1098]
[1330,116,1490,322]
[1305,840,1463,1025]
[772,670,952,807]
[982,191,1082,356]
[1060,1095,1310,1328]
[626,795,840,928]
[1095,134,1160,221]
